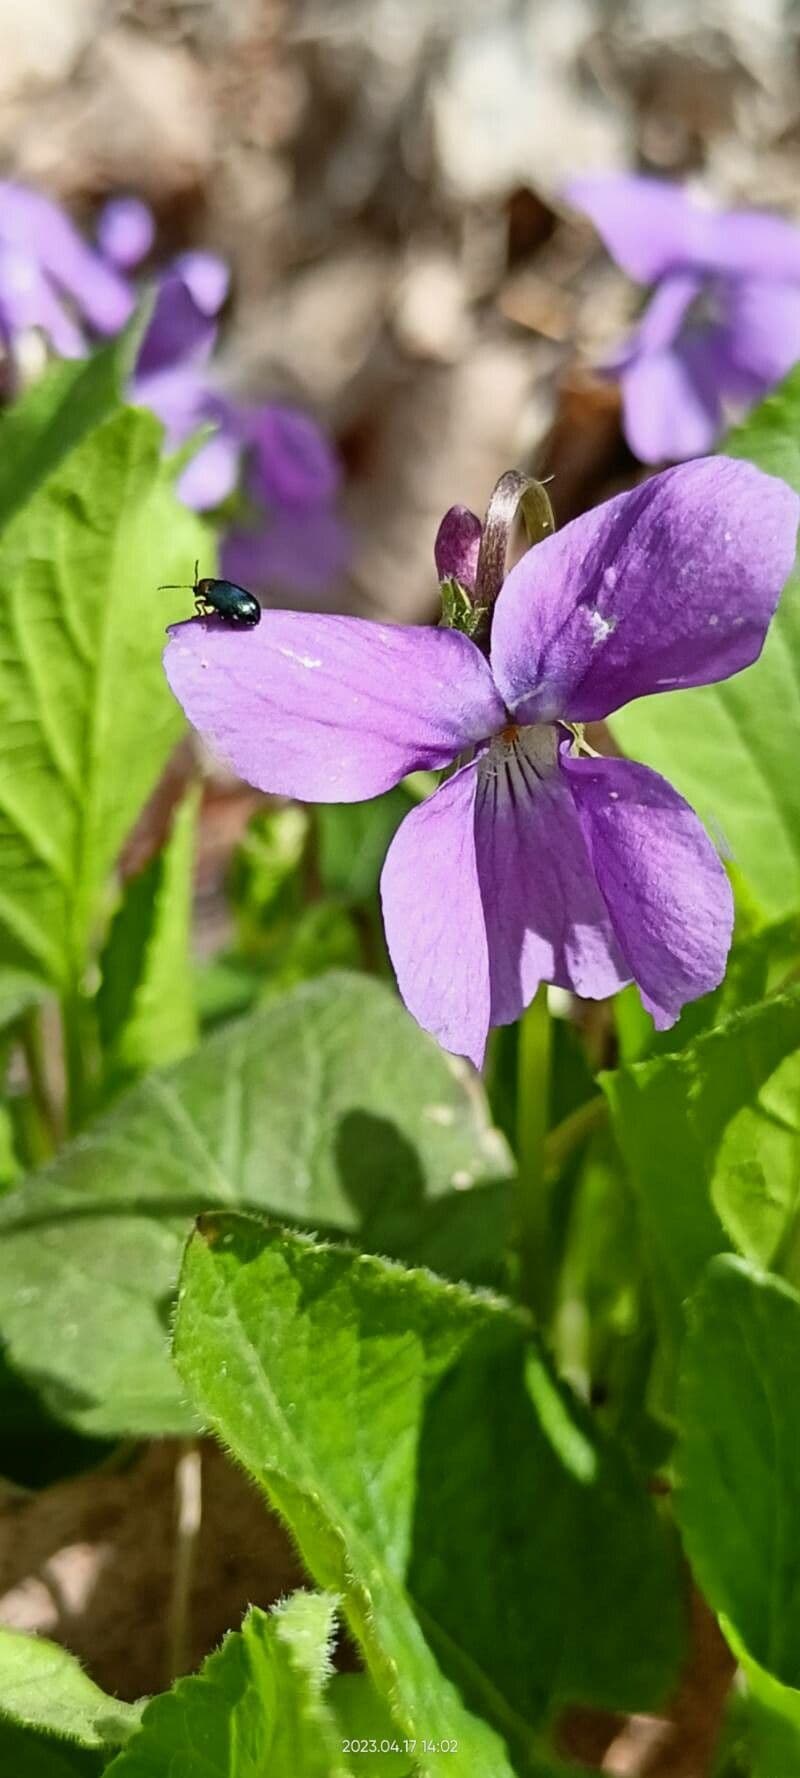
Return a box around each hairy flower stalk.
[164,456,799,1066]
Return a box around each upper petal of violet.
[562,747,733,1028]
[703,207,800,283]
[490,456,800,724]
[0,181,133,334]
[164,614,506,803]
[96,196,155,269]
[565,174,710,284]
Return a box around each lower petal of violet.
[475,727,630,1029]
[561,748,733,1029]
[381,728,631,1070]
[620,344,722,465]
[380,762,492,1070]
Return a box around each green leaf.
[676,1256,800,1683]
[0,317,145,534]
[603,989,800,1397]
[0,1627,141,1751]
[614,911,800,1065]
[97,787,199,1090]
[0,969,47,1032]
[174,1217,684,1776]
[0,974,512,1435]
[0,395,206,991]
[0,1721,101,1776]
[226,805,362,997]
[0,1343,111,1489]
[317,789,413,904]
[330,1676,414,1774]
[105,1595,349,1778]
[723,1623,800,1778]
[610,369,800,916]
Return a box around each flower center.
[480,722,559,791]
[683,280,725,337]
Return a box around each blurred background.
[4,0,798,623]
[0,0,798,1741]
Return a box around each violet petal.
[97,196,155,269]
[619,344,722,464]
[380,762,491,1068]
[163,615,505,801]
[242,404,341,509]
[0,242,85,356]
[704,209,800,282]
[136,269,217,378]
[490,457,800,724]
[475,729,629,1028]
[172,251,230,317]
[629,272,703,355]
[221,506,352,599]
[720,277,800,388]
[565,175,707,283]
[131,362,211,449]
[0,180,133,334]
[176,432,241,511]
[562,748,733,1028]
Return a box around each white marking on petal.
[276,646,323,668]
[708,614,719,627]
[588,608,617,646]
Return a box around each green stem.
[542,1094,607,1182]
[61,992,93,1133]
[19,1008,61,1159]
[515,986,553,1323]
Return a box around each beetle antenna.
[158,582,194,590]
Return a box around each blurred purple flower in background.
[567,175,800,464]
[164,457,798,1066]
[0,182,349,603]
[0,181,133,362]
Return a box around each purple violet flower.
[129,258,350,596]
[0,181,133,362]
[163,456,799,1067]
[567,175,800,464]
[96,196,155,270]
